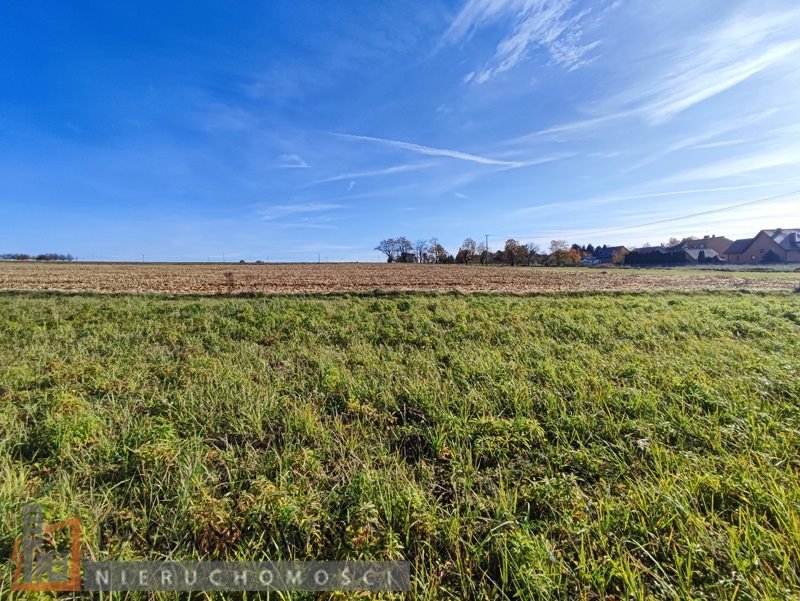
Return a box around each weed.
[223,271,235,294]
[0,291,799,599]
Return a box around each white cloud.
[622,108,777,173]
[510,177,800,216]
[275,153,310,168]
[442,0,600,80]
[598,10,800,124]
[258,202,345,221]
[587,151,621,158]
[307,162,434,185]
[688,139,745,151]
[511,111,632,142]
[661,146,800,184]
[511,8,800,141]
[334,132,526,166]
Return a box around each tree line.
[375,238,625,266]
[0,253,76,261]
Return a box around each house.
[625,245,723,266]
[593,245,629,264]
[683,248,722,263]
[725,228,800,264]
[682,235,733,257]
[633,245,669,255]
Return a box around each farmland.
[0,261,798,294]
[1,290,799,599]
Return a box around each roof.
[633,246,668,255]
[762,229,800,251]
[594,245,628,259]
[684,248,720,261]
[684,235,733,250]
[725,238,754,254]
[724,229,800,254]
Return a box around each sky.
[1,0,799,262]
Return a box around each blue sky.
[1,0,799,261]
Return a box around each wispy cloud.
[588,151,621,159]
[307,162,434,186]
[510,177,800,216]
[275,220,339,230]
[258,202,345,221]
[598,10,800,124]
[275,153,309,168]
[688,139,745,151]
[660,146,800,184]
[442,0,600,81]
[510,111,632,142]
[512,8,800,141]
[622,108,777,173]
[334,132,526,166]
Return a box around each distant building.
[683,248,722,263]
[682,235,733,257]
[625,245,723,266]
[632,245,668,256]
[725,228,800,264]
[593,246,629,264]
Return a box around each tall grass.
[0,291,799,599]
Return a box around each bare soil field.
[0,261,798,294]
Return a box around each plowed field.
[0,262,796,294]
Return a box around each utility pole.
[485,234,489,264]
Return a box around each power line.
[489,189,800,241]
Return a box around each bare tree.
[414,239,429,264]
[475,241,488,265]
[428,238,448,264]
[458,238,477,265]
[525,242,541,266]
[375,238,397,262]
[396,236,414,262]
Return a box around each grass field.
[1,261,799,294]
[1,291,799,599]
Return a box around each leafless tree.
[428,238,449,264]
[458,238,477,265]
[375,238,397,262]
[475,242,488,265]
[396,236,414,262]
[525,242,541,266]
[414,239,429,263]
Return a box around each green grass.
[1,291,799,600]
